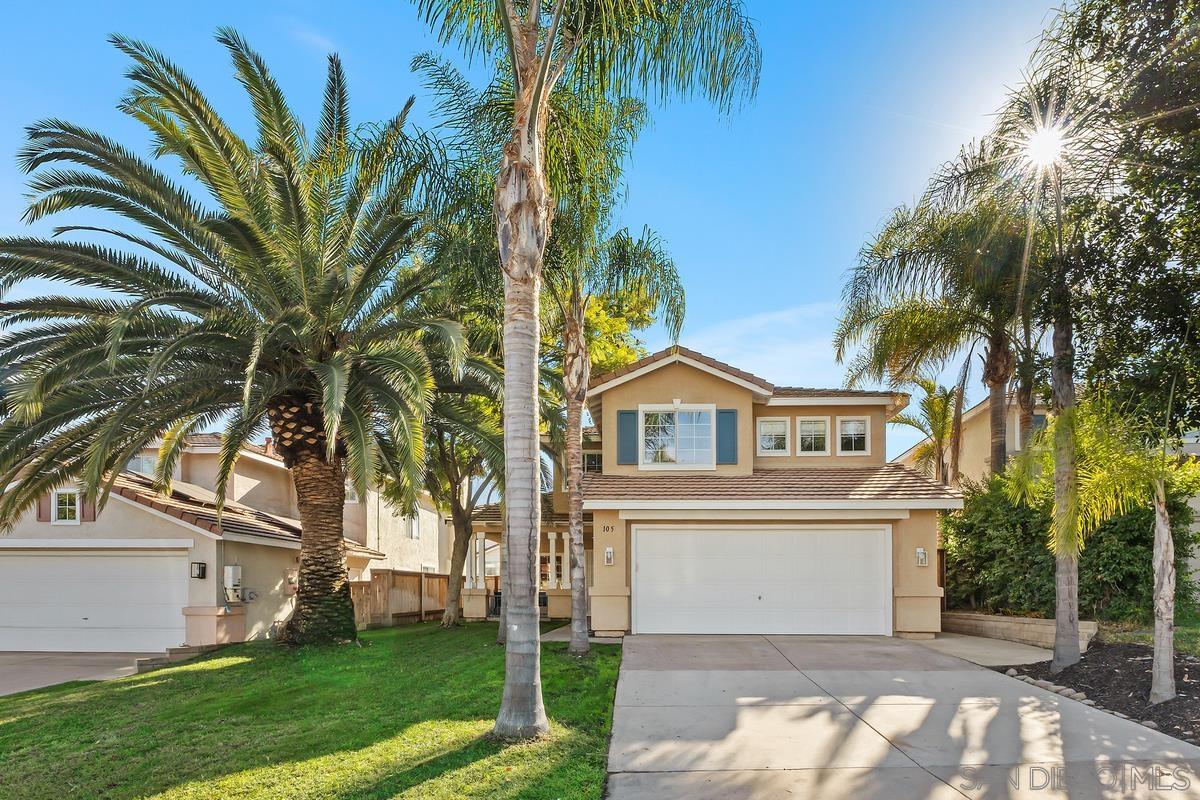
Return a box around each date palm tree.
[836,198,1032,480]
[891,378,957,484]
[0,31,459,646]
[414,2,759,737]
[549,225,684,654]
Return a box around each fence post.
[418,571,426,622]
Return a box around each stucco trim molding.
[0,537,194,549]
[584,499,963,511]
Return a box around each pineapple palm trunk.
[492,89,551,738]
[281,448,357,645]
[1050,299,1081,673]
[441,498,473,627]
[1151,478,1177,704]
[563,310,590,655]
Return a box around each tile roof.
[581,464,961,503]
[112,471,382,555]
[472,494,593,528]
[184,433,282,461]
[589,345,775,392]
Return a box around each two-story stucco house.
[468,346,963,639]
[0,434,450,653]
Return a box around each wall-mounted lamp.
[190,561,207,579]
[604,547,615,566]
[915,547,929,568]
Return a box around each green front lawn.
[1100,608,1200,657]
[0,623,621,800]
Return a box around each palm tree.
[891,378,957,484]
[1008,396,1198,694]
[414,2,759,738]
[549,226,684,655]
[836,198,1033,479]
[0,31,459,646]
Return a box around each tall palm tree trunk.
[982,339,1014,475]
[281,448,357,645]
[1050,297,1081,673]
[562,308,590,655]
[492,101,551,737]
[441,497,473,627]
[1151,477,1177,703]
[1016,378,1035,451]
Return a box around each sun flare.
[1024,125,1066,168]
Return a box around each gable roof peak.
[588,345,775,395]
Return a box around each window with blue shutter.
[716,409,738,464]
[617,410,637,464]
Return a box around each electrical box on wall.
[223,564,243,602]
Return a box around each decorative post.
[547,532,558,589]
[561,539,572,591]
[475,531,486,589]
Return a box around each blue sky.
[0,1,1056,458]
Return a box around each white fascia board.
[584,498,963,511]
[619,508,910,521]
[766,396,893,406]
[188,447,285,470]
[0,537,194,549]
[111,493,222,539]
[222,532,302,550]
[589,353,772,396]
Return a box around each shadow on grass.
[0,623,620,800]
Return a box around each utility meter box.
[224,564,243,601]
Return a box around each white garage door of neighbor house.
[0,553,188,652]
[633,527,892,635]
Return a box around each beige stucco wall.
[361,492,445,576]
[586,509,942,637]
[895,401,1044,483]
[221,540,298,640]
[751,404,887,469]
[600,362,755,476]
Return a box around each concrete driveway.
[0,652,149,696]
[608,635,1200,799]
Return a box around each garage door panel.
[0,553,187,652]
[634,528,891,636]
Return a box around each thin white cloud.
[289,24,336,54]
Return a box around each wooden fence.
[350,569,459,629]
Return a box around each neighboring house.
[467,345,962,638]
[0,434,449,653]
[893,394,1050,483]
[1184,432,1200,589]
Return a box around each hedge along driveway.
[0,623,621,800]
[942,475,1197,621]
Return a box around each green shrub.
[942,474,1197,622]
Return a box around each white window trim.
[583,452,604,474]
[637,403,717,471]
[344,479,360,505]
[795,416,832,457]
[408,514,420,540]
[50,488,81,526]
[755,416,791,456]
[836,415,872,456]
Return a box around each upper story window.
[126,454,156,475]
[407,514,420,539]
[52,489,80,525]
[344,480,360,504]
[796,417,831,456]
[837,416,871,455]
[756,417,790,456]
[639,404,715,470]
[583,452,603,474]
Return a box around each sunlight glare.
[1024,126,1065,168]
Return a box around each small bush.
[942,474,1197,622]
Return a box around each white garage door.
[0,552,188,652]
[633,526,892,635]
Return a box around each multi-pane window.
[583,452,603,474]
[797,418,829,455]
[407,515,420,540]
[344,480,360,504]
[126,454,156,475]
[839,418,869,454]
[52,490,79,524]
[641,408,713,467]
[757,418,789,455]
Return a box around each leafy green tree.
[836,196,1034,479]
[410,4,758,736]
[891,378,957,484]
[1008,396,1200,696]
[0,31,460,645]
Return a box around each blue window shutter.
[617,410,638,464]
[716,409,738,465]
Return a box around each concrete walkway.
[0,652,151,696]
[914,631,1053,666]
[607,635,1200,799]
